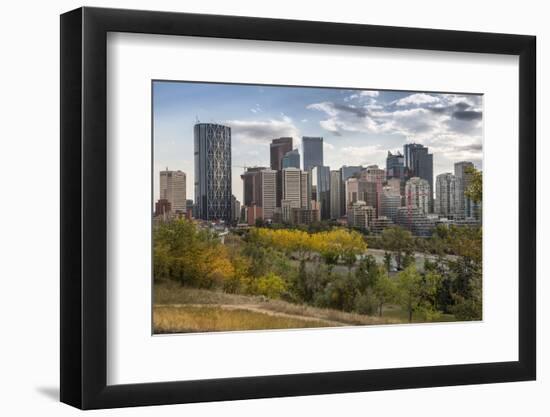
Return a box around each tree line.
[154,219,481,322]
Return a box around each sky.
[153,81,483,204]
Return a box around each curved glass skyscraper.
[194,123,232,222]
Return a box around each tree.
[254,272,288,299]
[319,273,358,312]
[381,226,414,270]
[465,166,482,203]
[383,252,392,272]
[373,268,397,316]
[396,265,441,322]
[153,219,235,287]
[355,255,379,292]
[396,266,423,322]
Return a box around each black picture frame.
[60,6,536,410]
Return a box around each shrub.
[253,273,288,299]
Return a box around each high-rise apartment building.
[302,137,323,171]
[160,168,187,213]
[194,123,232,222]
[282,149,300,169]
[435,173,459,217]
[405,176,431,214]
[379,186,401,223]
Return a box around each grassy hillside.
[154,305,333,333]
[154,281,402,333]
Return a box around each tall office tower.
[360,165,385,216]
[311,166,331,220]
[300,171,311,209]
[282,168,302,209]
[155,199,171,218]
[240,167,266,206]
[403,143,434,210]
[270,137,293,207]
[396,206,435,237]
[405,177,431,214]
[454,161,477,219]
[361,165,386,183]
[386,177,403,197]
[347,201,375,230]
[363,181,379,215]
[330,170,342,219]
[270,137,293,170]
[280,200,294,223]
[160,168,187,213]
[341,165,363,181]
[435,173,460,217]
[346,177,360,208]
[194,123,232,222]
[386,151,405,180]
[282,149,301,169]
[302,136,323,171]
[379,186,401,223]
[230,195,241,222]
[340,165,362,215]
[260,169,277,220]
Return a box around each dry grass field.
[153,305,334,333]
[153,281,402,333]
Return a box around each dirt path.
[155,303,346,326]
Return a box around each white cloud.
[306,102,339,117]
[225,116,301,145]
[395,93,440,106]
[360,90,379,97]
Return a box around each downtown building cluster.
[154,123,481,236]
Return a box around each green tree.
[355,255,380,292]
[381,226,414,270]
[383,251,392,272]
[465,166,482,203]
[373,269,397,316]
[396,265,441,322]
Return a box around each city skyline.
[153,81,483,204]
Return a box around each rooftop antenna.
[195,115,200,124]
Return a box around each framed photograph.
[60,7,536,409]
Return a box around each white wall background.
[0,0,545,415]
